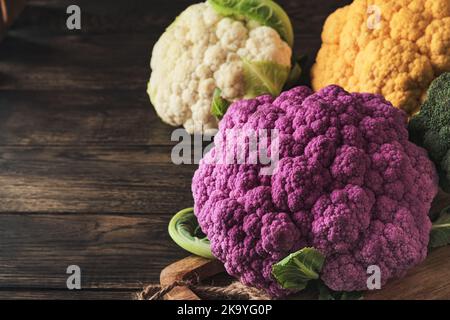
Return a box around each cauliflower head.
[311,0,450,115]
[192,85,439,296]
[409,72,450,192]
[149,1,293,134]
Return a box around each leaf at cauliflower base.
[284,59,302,90]
[272,247,324,291]
[211,88,231,119]
[242,59,290,98]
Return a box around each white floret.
[148,2,292,134]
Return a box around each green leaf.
[429,206,450,249]
[207,0,294,48]
[242,59,290,98]
[168,208,214,259]
[272,247,325,291]
[211,88,231,119]
[317,282,363,300]
[284,60,302,89]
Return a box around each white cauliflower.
[148,1,293,134]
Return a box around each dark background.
[0,0,448,300]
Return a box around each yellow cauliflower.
[311,0,450,115]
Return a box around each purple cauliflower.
[192,85,439,297]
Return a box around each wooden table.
[0,0,448,300]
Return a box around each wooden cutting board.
[160,192,450,300]
[160,248,450,300]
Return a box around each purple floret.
[192,85,439,297]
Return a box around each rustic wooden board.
[160,256,226,300]
[0,0,448,300]
[156,247,450,300]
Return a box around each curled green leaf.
[211,88,231,119]
[272,247,325,291]
[284,60,302,89]
[207,0,294,48]
[242,59,290,98]
[168,208,214,259]
[429,206,450,249]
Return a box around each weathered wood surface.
[0,0,449,300]
[159,256,226,300]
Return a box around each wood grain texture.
[365,247,450,300]
[0,146,195,214]
[0,0,448,300]
[0,289,138,300]
[0,214,185,289]
[0,34,154,91]
[0,91,176,146]
[160,256,225,300]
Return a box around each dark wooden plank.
[16,0,196,34]
[0,34,154,91]
[0,213,186,289]
[0,90,178,146]
[0,146,196,214]
[0,289,137,300]
[16,0,351,36]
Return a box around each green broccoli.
[409,73,450,193]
